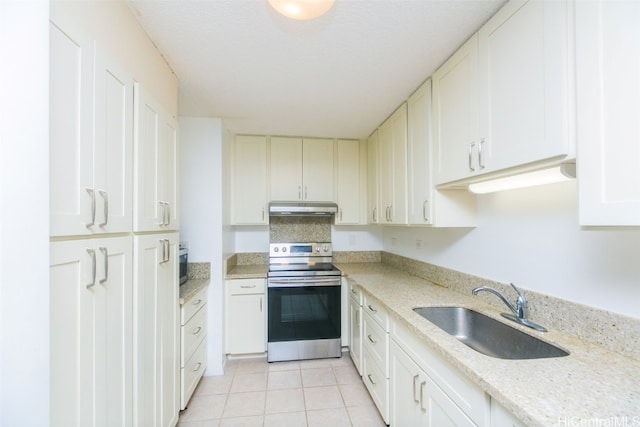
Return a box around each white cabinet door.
[576,0,640,226]
[50,236,133,427]
[50,20,133,237]
[133,233,180,427]
[225,279,266,354]
[270,136,303,201]
[303,138,335,202]
[407,80,433,225]
[349,290,363,374]
[336,139,362,224]
[432,34,479,185]
[232,135,269,224]
[270,137,335,202]
[379,103,408,224]
[134,85,179,232]
[390,340,428,427]
[478,0,573,174]
[367,130,380,224]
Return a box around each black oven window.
[268,286,340,342]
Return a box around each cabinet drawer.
[363,295,389,331]
[181,286,207,325]
[363,310,389,376]
[362,346,389,424]
[227,278,265,295]
[181,338,207,409]
[181,304,207,367]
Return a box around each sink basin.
[413,307,569,360]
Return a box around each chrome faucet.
[472,283,547,332]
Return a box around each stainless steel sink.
[413,306,569,360]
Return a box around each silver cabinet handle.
[240,284,256,289]
[86,248,96,289]
[166,239,170,262]
[298,186,302,200]
[262,208,265,221]
[99,246,108,284]
[420,381,427,412]
[193,362,202,372]
[367,334,377,344]
[192,299,202,306]
[413,374,420,403]
[367,373,376,385]
[160,239,170,264]
[98,190,108,227]
[166,204,171,226]
[423,200,429,222]
[339,208,343,222]
[192,326,202,335]
[85,188,95,228]
[372,207,377,222]
[367,304,377,313]
[304,186,308,200]
[260,297,263,312]
[479,138,486,169]
[469,142,476,172]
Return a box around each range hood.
[269,201,338,216]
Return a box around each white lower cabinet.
[133,233,180,427]
[181,285,208,409]
[390,319,490,427]
[225,278,266,355]
[50,236,133,427]
[361,297,390,423]
[490,399,525,427]
[348,282,363,375]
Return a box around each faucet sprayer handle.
[510,283,523,297]
[510,283,527,318]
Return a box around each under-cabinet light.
[467,162,576,194]
[267,0,335,20]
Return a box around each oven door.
[267,277,341,361]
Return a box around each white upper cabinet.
[270,137,335,202]
[232,135,269,224]
[50,20,133,237]
[379,103,408,225]
[433,0,574,186]
[432,35,480,185]
[576,0,640,226]
[408,80,476,227]
[367,130,380,224]
[133,84,179,232]
[335,139,363,225]
[477,0,574,174]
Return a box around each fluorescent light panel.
[468,163,576,194]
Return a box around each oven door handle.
[268,278,341,287]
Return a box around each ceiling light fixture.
[268,0,335,20]
[467,162,576,194]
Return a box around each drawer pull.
[193,362,202,372]
[192,299,202,306]
[367,334,377,344]
[192,326,202,335]
[367,373,376,385]
[367,304,377,313]
[240,284,256,289]
[420,381,427,412]
[412,374,420,403]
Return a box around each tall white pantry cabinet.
[49,11,180,427]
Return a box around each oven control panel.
[269,242,332,257]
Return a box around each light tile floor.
[178,355,386,427]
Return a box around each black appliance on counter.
[267,242,342,362]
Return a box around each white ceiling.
[128,0,507,139]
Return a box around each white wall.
[179,117,233,375]
[234,226,383,252]
[382,180,640,319]
[0,1,50,424]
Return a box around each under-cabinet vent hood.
[269,201,338,216]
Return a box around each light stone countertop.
[179,278,210,305]
[336,262,640,427]
[225,264,268,279]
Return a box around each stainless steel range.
[267,242,342,362]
